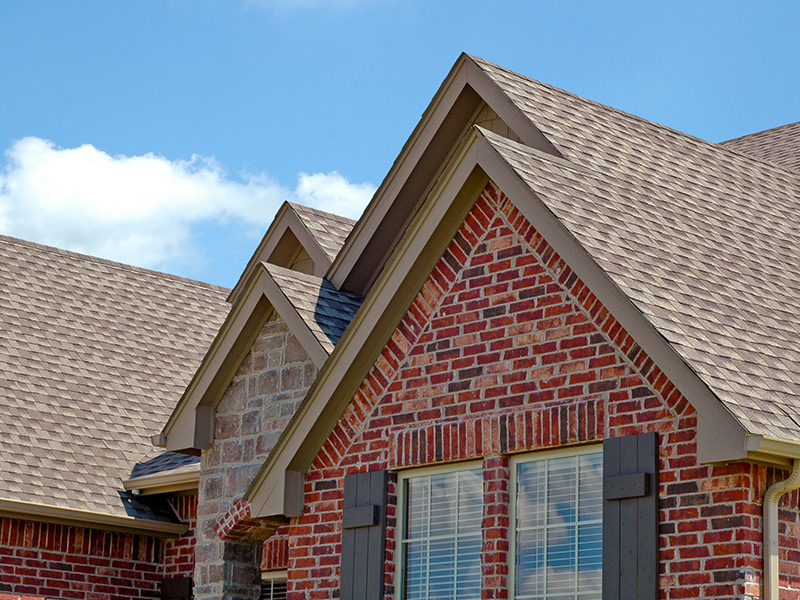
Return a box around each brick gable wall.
[287,182,800,600]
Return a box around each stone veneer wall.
[194,315,317,600]
[287,182,800,600]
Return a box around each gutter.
[0,497,188,538]
[763,459,800,600]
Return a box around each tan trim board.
[122,466,200,496]
[327,54,562,297]
[229,203,332,305]
[0,498,187,538]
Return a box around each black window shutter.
[160,575,192,600]
[340,470,388,600]
[603,432,658,600]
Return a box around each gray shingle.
[0,235,229,518]
[264,263,362,353]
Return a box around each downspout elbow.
[764,459,800,600]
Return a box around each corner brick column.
[193,317,317,600]
[482,455,511,599]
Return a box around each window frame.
[395,460,484,600]
[509,444,603,600]
[260,570,287,600]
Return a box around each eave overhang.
[246,126,791,520]
[0,498,187,538]
[122,465,200,497]
[228,202,333,306]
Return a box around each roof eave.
[326,53,560,297]
[0,498,187,538]
[122,465,200,496]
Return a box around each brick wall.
[161,494,198,579]
[287,182,800,600]
[195,315,317,600]
[0,516,161,599]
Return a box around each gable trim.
[327,53,560,296]
[228,202,332,306]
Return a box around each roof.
[0,235,229,524]
[287,202,356,262]
[468,55,800,443]
[720,121,800,173]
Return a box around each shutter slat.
[340,470,388,600]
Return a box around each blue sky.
[1,1,797,287]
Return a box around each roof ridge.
[721,120,800,145]
[0,233,230,294]
[470,55,800,182]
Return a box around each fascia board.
[259,264,330,369]
[228,202,292,305]
[228,204,332,305]
[0,498,187,538]
[122,466,200,496]
[247,134,487,519]
[160,269,274,452]
[326,54,473,291]
[472,129,751,464]
[160,265,328,453]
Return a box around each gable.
[308,182,685,476]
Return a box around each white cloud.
[0,136,375,271]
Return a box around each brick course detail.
[286,181,800,600]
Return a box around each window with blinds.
[512,448,603,600]
[260,575,287,600]
[399,465,482,600]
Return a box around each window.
[260,571,287,600]
[398,463,483,600]
[512,447,603,600]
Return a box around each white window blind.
[400,467,482,600]
[513,450,603,600]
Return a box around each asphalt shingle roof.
[472,55,800,442]
[264,263,363,353]
[0,235,229,519]
[720,121,800,173]
[288,202,356,262]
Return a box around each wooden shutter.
[603,432,659,600]
[160,575,192,600]
[340,470,388,600]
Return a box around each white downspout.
[764,459,800,600]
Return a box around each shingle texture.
[288,202,356,262]
[471,55,800,442]
[264,263,363,353]
[720,121,800,173]
[0,235,229,519]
